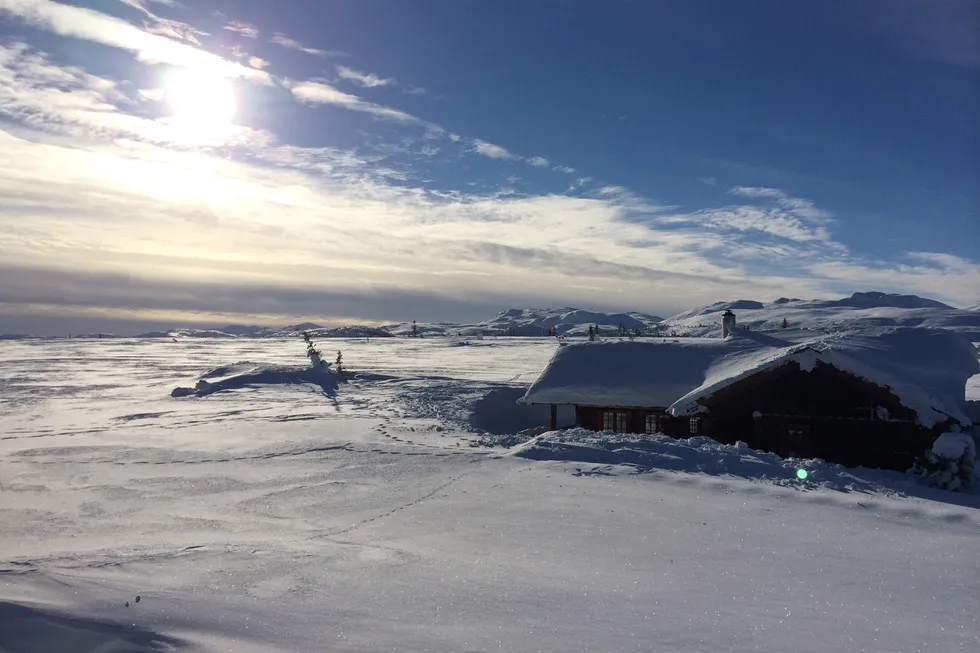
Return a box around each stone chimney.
[722,310,736,338]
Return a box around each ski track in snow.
[0,337,978,652]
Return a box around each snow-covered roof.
[521,328,980,428]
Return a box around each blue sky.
[0,0,977,334]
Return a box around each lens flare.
[796,468,808,480]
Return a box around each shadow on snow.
[0,601,185,653]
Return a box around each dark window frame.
[645,413,661,434]
[689,416,704,435]
[603,410,629,433]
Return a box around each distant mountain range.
[384,307,665,337]
[658,292,980,340]
[2,291,978,340]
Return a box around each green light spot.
[796,468,808,480]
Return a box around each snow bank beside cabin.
[500,429,980,500]
[911,432,977,492]
[503,428,893,491]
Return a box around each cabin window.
[603,411,628,433]
[783,424,811,439]
[689,416,704,435]
[645,413,661,434]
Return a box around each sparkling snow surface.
[1,338,979,652]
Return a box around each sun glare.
[164,68,236,129]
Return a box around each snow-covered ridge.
[3,291,978,339]
[659,291,980,340]
[386,306,664,337]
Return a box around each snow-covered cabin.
[520,326,980,470]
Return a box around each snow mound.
[931,432,976,461]
[910,432,977,492]
[501,428,980,499]
[172,363,339,397]
[504,428,892,489]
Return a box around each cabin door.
[757,415,814,459]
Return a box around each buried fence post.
[550,404,558,431]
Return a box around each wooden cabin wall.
[574,406,692,437]
[700,363,932,470]
[568,361,937,471]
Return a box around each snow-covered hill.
[658,291,980,340]
[386,307,663,337]
[6,291,978,341]
[134,323,395,339]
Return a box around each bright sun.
[164,68,236,128]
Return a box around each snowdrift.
[501,429,980,501]
[171,362,339,397]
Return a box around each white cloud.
[662,206,833,244]
[336,65,395,88]
[731,186,834,223]
[0,0,268,82]
[554,165,576,174]
[0,43,272,148]
[403,86,426,95]
[270,33,345,58]
[730,186,787,199]
[224,21,259,39]
[289,80,430,126]
[526,156,550,167]
[1,32,976,325]
[472,139,517,160]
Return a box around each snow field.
[0,337,977,652]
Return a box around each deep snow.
[1,337,978,652]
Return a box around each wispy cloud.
[1,4,977,331]
[526,156,550,167]
[403,86,426,95]
[224,21,259,39]
[660,206,833,244]
[472,139,518,160]
[657,187,839,248]
[730,186,833,223]
[0,0,269,82]
[288,80,430,126]
[336,65,395,88]
[730,186,787,199]
[270,33,346,58]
